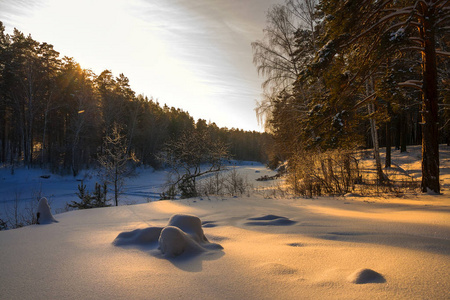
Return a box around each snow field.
[0,148,449,299]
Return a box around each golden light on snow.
[151,200,202,215]
[304,204,450,227]
[0,147,449,298]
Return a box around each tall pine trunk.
[419,3,440,194]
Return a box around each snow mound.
[159,226,206,257]
[36,197,58,224]
[347,268,386,284]
[248,214,284,221]
[113,227,163,246]
[113,214,223,258]
[245,214,296,226]
[167,214,207,243]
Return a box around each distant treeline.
[0,23,273,174]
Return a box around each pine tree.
[313,0,449,193]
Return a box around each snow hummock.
[36,197,58,224]
[245,214,296,226]
[113,214,223,258]
[159,226,205,257]
[167,214,208,243]
[112,227,163,246]
[347,268,386,284]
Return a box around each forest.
[252,0,449,194]
[0,0,449,197]
[0,22,272,176]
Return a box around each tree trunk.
[400,111,407,153]
[385,102,392,168]
[385,121,391,168]
[1,109,6,163]
[395,114,400,150]
[368,103,385,184]
[366,76,386,185]
[114,166,119,206]
[42,108,48,166]
[419,3,440,194]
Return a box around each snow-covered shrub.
[36,197,58,224]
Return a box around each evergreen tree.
[314,0,449,193]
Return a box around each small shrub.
[179,176,198,199]
[0,219,8,231]
[224,168,252,197]
[69,181,110,209]
[160,184,177,200]
[201,172,226,196]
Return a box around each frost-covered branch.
[436,50,450,57]
[398,80,423,90]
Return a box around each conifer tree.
[312,0,449,193]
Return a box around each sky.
[0,0,283,132]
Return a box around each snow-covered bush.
[36,197,58,224]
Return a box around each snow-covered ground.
[0,147,449,299]
[0,160,269,219]
[0,165,168,218]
